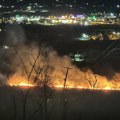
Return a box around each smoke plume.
[0,24,120,89]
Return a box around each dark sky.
[0,0,120,14]
[0,0,120,5]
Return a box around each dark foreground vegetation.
[0,86,120,120]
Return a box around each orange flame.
[8,74,34,87]
[7,72,120,91]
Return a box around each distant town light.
[117,5,120,8]
[84,21,89,26]
[61,16,65,19]
[3,45,9,49]
[110,13,114,16]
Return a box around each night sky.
[0,0,119,14]
[0,0,119,6]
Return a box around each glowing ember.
[77,86,84,89]
[19,83,34,87]
[104,86,112,90]
[54,84,120,91]
[10,83,34,87]
[55,85,64,88]
[55,85,75,89]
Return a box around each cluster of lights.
[75,31,120,41]
[47,14,89,25]
[0,12,120,26]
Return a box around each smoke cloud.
[0,24,120,89]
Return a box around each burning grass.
[7,73,120,91]
[8,74,35,88]
[4,44,120,91]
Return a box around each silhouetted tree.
[82,68,98,89]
